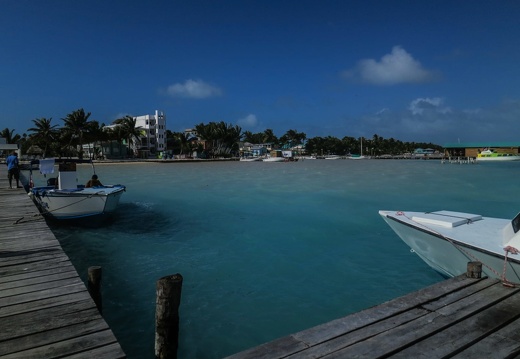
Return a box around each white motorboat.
[29,159,126,222]
[239,157,262,162]
[379,209,520,284]
[262,156,285,162]
[476,149,520,162]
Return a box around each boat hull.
[262,157,285,162]
[30,185,126,220]
[379,210,520,283]
[476,155,520,161]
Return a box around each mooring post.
[466,261,482,278]
[155,273,183,359]
[87,266,102,313]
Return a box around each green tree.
[27,118,59,158]
[0,128,22,144]
[62,108,92,158]
[113,116,143,156]
[280,129,306,149]
[195,121,242,158]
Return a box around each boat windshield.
[512,212,520,233]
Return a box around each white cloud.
[408,97,451,115]
[237,114,258,128]
[167,79,223,99]
[343,46,437,85]
[358,97,520,143]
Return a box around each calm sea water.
[46,159,520,358]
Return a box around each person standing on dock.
[6,151,20,189]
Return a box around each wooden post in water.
[155,273,183,359]
[466,261,482,278]
[88,266,102,313]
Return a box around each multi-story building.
[134,110,166,156]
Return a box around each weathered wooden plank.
[322,283,520,358]
[291,275,483,349]
[0,302,102,340]
[0,329,122,359]
[0,269,79,291]
[451,316,520,358]
[0,255,72,276]
[0,263,76,284]
[0,282,87,308]
[62,342,127,359]
[0,319,109,355]
[225,336,309,359]
[284,308,431,359]
[0,290,91,317]
[391,289,520,358]
[0,276,84,299]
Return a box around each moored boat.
[476,149,520,162]
[239,156,262,162]
[379,209,520,284]
[29,159,126,223]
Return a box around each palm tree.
[113,116,143,157]
[195,121,242,158]
[62,108,92,158]
[263,128,278,144]
[0,128,21,144]
[27,118,59,158]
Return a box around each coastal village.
[1,109,520,163]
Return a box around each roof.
[443,142,520,148]
[0,144,19,151]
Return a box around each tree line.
[1,110,443,159]
[1,109,143,159]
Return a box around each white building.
[134,110,166,156]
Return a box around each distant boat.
[28,159,126,223]
[379,209,520,283]
[262,150,297,162]
[324,155,342,160]
[349,137,367,160]
[262,156,285,162]
[476,149,520,162]
[239,156,262,162]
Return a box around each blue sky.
[1,1,520,145]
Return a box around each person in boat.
[6,151,20,189]
[85,174,103,188]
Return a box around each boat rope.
[396,211,520,287]
[503,246,520,287]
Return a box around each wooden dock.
[226,274,520,358]
[0,176,125,357]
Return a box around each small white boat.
[239,157,262,162]
[262,156,285,162]
[379,209,520,284]
[348,137,367,159]
[262,150,293,162]
[29,159,125,222]
[476,149,520,162]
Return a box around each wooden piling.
[155,273,183,359]
[88,266,103,313]
[466,261,482,278]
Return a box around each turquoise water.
[47,159,520,358]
